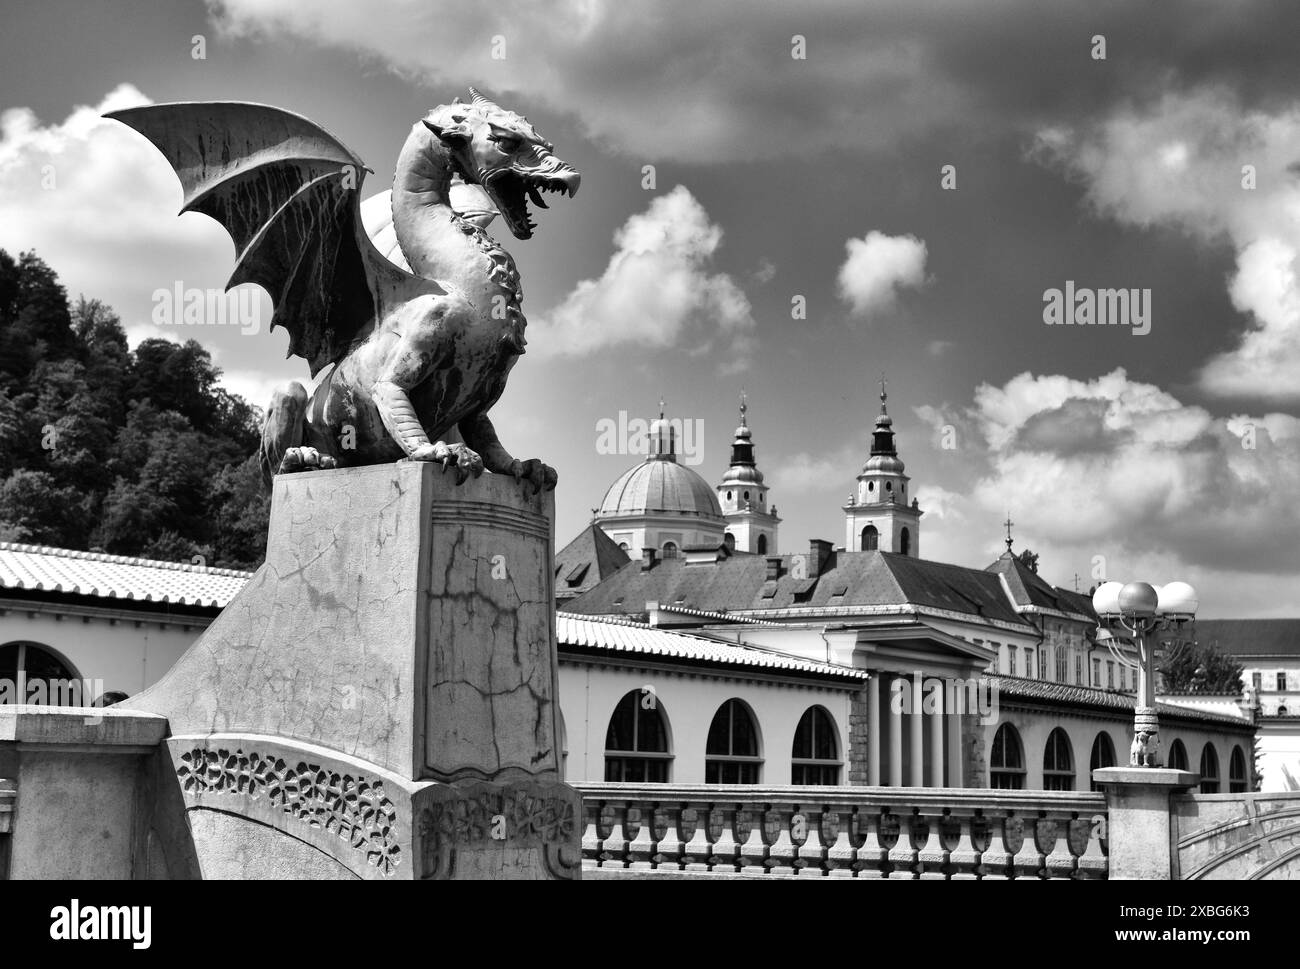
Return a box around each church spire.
[729,391,755,468]
[716,392,779,554]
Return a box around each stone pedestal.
[1091,767,1198,880]
[130,463,580,879]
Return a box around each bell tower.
[844,378,922,556]
[717,393,780,554]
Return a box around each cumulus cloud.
[836,231,929,317]
[955,369,1300,575]
[529,186,755,367]
[1031,89,1300,404]
[0,84,341,406]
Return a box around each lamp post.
[1091,580,1198,768]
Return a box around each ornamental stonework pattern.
[176,747,401,875]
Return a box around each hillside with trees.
[0,249,269,569]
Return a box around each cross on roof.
[1004,514,1014,552]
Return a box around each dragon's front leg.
[371,296,485,483]
[460,411,557,495]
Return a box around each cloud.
[529,186,755,367]
[208,0,976,164]
[767,441,862,494]
[836,231,928,317]
[954,369,1300,575]
[1030,88,1300,404]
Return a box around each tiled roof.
[0,542,251,608]
[556,612,864,681]
[554,524,630,600]
[984,552,1095,620]
[565,548,1030,627]
[989,675,1254,728]
[1193,619,1300,658]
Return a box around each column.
[909,680,924,789]
[928,691,944,788]
[889,677,903,787]
[867,676,881,785]
[946,705,963,787]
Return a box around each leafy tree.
[1159,638,1245,694]
[1017,548,1039,573]
[0,249,268,568]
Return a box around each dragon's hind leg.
[260,381,336,488]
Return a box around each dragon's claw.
[408,441,483,484]
[512,458,557,495]
[278,446,337,475]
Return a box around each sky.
[1,0,1299,616]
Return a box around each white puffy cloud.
[835,231,928,317]
[1031,89,1300,404]
[529,186,755,366]
[947,368,1300,576]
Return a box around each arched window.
[990,723,1025,789]
[900,527,911,556]
[723,533,735,553]
[756,534,768,554]
[1228,746,1248,793]
[662,542,678,559]
[0,641,81,706]
[1042,728,1074,790]
[1167,738,1188,771]
[867,481,875,493]
[604,690,672,782]
[618,542,629,551]
[726,490,733,500]
[743,490,750,501]
[792,706,841,785]
[1199,744,1220,794]
[1089,732,1116,792]
[861,525,879,551]
[705,699,762,783]
[885,481,892,493]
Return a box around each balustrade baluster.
[766,805,800,876]
[682,805,713,872]
[581,799,602,870]
[886,809,919,879]
[948,811,980,880]
[796,806,828,877]
[626,802,656,871]
[825,806,857,878]
[1008,812,1040,879]
[855,809,888,879]
[598,800,630,869]
[710,804,741,873]
[738,804,769,875]
[653,803,685,871]
[1043,815,1076,879]
[1074,812,1108,880]
[980,810,1013,880]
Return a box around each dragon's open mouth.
[482,169,576,240]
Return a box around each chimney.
[808,539,833,577]
[641,547,657,571]
[765,556,784,581]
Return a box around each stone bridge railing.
[577,783,1108,879]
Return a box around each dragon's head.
[423,88,580,240]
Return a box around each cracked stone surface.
[129,462,562,784]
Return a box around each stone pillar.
[909,684,924,788]
[867,678,881,786]
[888,678,903,788]
[1092,767,1198,879]
[946,706,963,787]
[128,463,580,880]
[928,700,944,788]
[847,681,871,785]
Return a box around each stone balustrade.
[577,783,1108,879]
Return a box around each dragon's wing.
[107,101,424,376]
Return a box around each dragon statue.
[108,88,580,493]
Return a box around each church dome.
[598,457,723,519]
